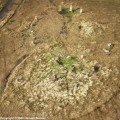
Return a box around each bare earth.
[0,0,120,120]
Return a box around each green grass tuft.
[62,57,76,66]
[58,8,75,17]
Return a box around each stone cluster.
[1,46,119,118]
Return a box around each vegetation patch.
[58,8,75,17]
[55,56,77,66]
[0,45,119,118]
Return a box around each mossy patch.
[79,66,84,71]
[58,8,75,17]
[51,56,77,67]
[60,56,77,66]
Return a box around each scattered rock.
[103,48,110,53]
[81,54,84,59]
[35,16,38,20]
[80,8,83,14]
[58,6,62,12]
[94,66,99,72]
[107,43,114,50]
[31,30,34,33]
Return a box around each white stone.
[107,43,112,46]
[67,56,71,59]
[31,30,34,33]
[58,6,62,12]
[35,16,38,20]
[69,5,73,11]
[80,8,83,14]
[103,48,110,53]
[81,54,84,59]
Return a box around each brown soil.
[0,0,120,120]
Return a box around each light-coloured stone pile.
[79,21,105,37]
[1,45,119,118]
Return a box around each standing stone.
[80,8,83,14]
[35,16,38,20]
[69,4,73,11]
[81,54,84,59]
[58,6,62,12]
